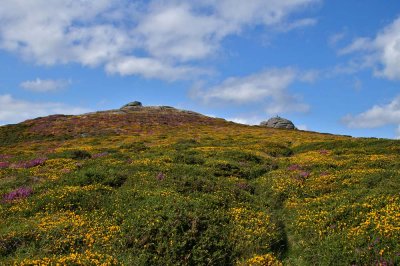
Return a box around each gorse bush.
[0,109,399,265]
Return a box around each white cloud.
[328,32,346,47]
[226,116,263,125]
[0,0,131,66]
[342,96,400,128]
[192,68,311,115]
[0,0,319,80]
[20,78,70,92]
[396,125,400,139]
[339,17,400,80]
[329,59,368,76]
[278,18,318,32]
[137,2,319,61]
[338,37,373,55]
[353,78,362,91]
[297,124,308,130]
[193,68,296,103]
[0,94,90,125]
[135,3,221,62]
[264,95,310,114]
[105,56,209,81]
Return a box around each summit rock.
[120,101,143,110]
[260,116,296,129]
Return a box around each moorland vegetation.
[0,106,399,265]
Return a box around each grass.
[0,108,399,265]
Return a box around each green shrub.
[120,142,149,152]
[66,167,128,188]
[173,151,205,165]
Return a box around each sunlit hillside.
[0,106,399,265]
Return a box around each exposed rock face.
[260,117,296,129]
[120,101,143,110]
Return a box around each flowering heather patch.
[156,172,165,181]
[299,171,311,178]
[2,187,33,202]
[236,182,250,190]
[0,162,9,168]
[0,154,13,160]
[12,158,47,169]
[27,158,47,168]
[287,164,302,171]
[319,149,329,155]
[92,152,108,158]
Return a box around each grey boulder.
[260,117,296,129]
[120,101,143,110]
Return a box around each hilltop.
[0,103,399,265]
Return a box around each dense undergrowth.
[0,109,399,265]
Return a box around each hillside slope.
[0,106,399,265]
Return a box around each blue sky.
[1,1,400,139]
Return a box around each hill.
[0,105,399,265]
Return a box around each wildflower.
[61,168,72,173]
[243,253,283,266]
[319,149,329,155]
[156,172,165,181]
[92,152,108,158]
[288,164,301,171]
[237,182,250,190]
[24,158,47,168]
[2,187,33,202]
[12,158,47,169]
[299,171,310,178]
[0,162,9,168]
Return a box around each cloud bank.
[342,95,400,138]
[343,96,400,129]
[192,68,312,115]
[340,17,400,80]
[0,0,319,80]
[20,78,70,92]
[0,94,90,125]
